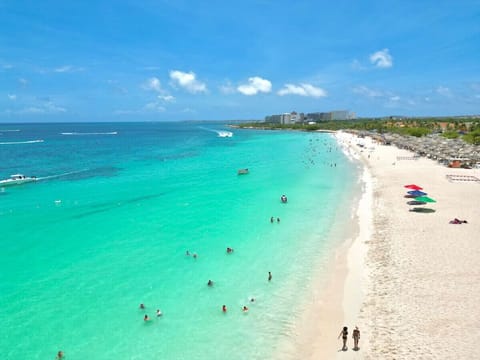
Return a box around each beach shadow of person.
[338,347,348,352]
[353,347,360,351]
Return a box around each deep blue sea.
[0,122,360,360]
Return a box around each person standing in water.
[352,326,360,350]
[268,271,272,281]
[338,326,348,350]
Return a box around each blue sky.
[1,0,479,122]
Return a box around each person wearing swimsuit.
[338,326,348,350]
[353,326,360,350]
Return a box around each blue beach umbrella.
[407,190,427,197]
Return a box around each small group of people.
[338,326,361,351]
[221,304,249,313]
[139,303,162,322]
[185,250,198,258]
[270,216,280,223]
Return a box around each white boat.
[0,174,37,186]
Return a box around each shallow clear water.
[0,122,359,359]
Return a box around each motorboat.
[237,168,249,175]
[0,174,37,186]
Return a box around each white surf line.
[60,131,118,135]
[0,139,44,145]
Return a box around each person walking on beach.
[338,326,348,351]
[352,326,360,350]
[268,271,272,281]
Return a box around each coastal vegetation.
[235,118,480,145]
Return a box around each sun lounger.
[446,175,480,182]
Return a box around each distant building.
[266,110,355,123]
[264,114,282,123]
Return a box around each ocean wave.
[0,139,44,145]
[0,129,20,132]
[61,131,118,135]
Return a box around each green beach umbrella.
[414,196,436,203]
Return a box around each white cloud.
[277,83,327,97]
[7,94,16,100]
[436,86,452,97]
[157,95,175,102]
[169,70,207,93]
[219,81,236,94]
[237,76,272,95]
[18,102,66,114]
[351,59,367,71]
[352,85,384,98]
[390,96,400,101]
[54,65,84,73]
[144,102,166,112]
[143,77,163,92]
[18,78,28,86]
[369,49,393,68]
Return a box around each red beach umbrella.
[404,184,423,190]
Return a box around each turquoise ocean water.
[0,122,360,360]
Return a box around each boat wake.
[198,127,233,138]
[0,139,44,145]
[36,169,90,181]
[61,131,118,135]
[0,129,21,132]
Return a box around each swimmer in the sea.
[156,309,162,317]
[144,314,150,321]
[222,305,227,313]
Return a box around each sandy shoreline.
[295,131,480,359]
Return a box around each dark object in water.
[238,168,249,175]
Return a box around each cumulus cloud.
[169,70,207,93]
[237,76,272,95]
[7,94,16,100]
[369,49,393,68]
[143,77,163,92]
[277,83,327,97]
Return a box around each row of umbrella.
[404,184,436,213]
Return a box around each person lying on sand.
[449,218,468,224]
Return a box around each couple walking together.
[338,326,360,351]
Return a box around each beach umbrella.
[404,184,423,190]
[414,196,436,203]
[407,190,427,196]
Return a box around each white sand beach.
[297,131,480,359]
